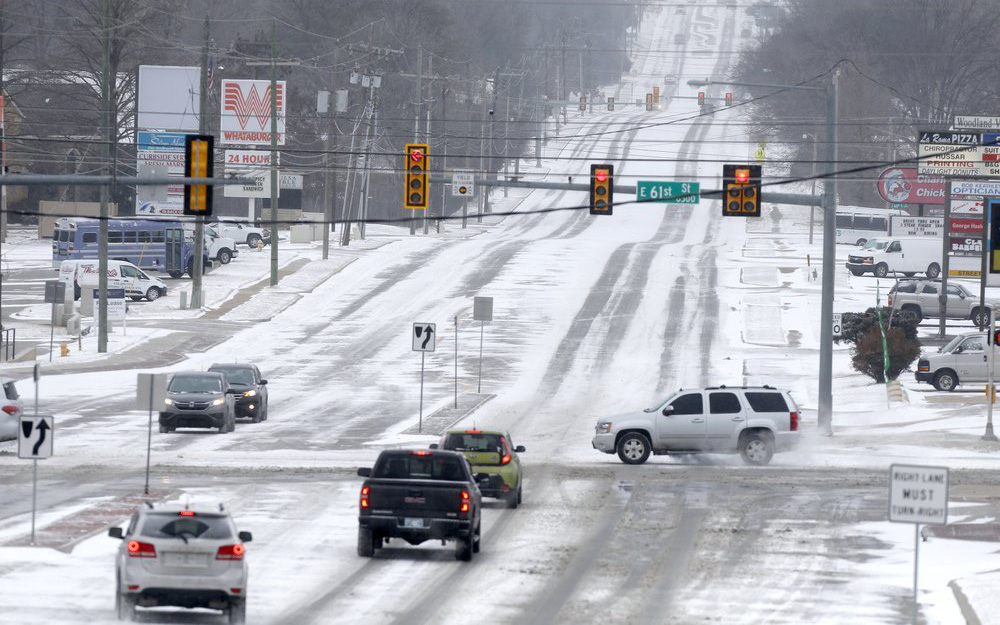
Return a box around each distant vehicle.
[58,259,167,302]
[846,236,942,278]
[0,377,23,442]
[434,429,525,508]
[357,449,483,561]
[916,331,997,391]
[181,223,238,265]
[207,363,269,423]
[52,217,208,278]
[159,372,239,434]
[210,220,270,248]
[592,386,800,466]
[835,206,905,246]
[888,278,994,325]
[108,501,252,623]
[663,74,678,85]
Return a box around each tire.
[228,412,236,432]
[129,296,142,302]
[158,424,171,434]
[739,432,774,466]
[262,400,268,421]
[874,263,889,278]
[517,486,522,505]
[455,535,473,561]
[901,305,923,324]
[855,238,867,246]
[927,263,941,279]
[186,259,208,278]
[933,369,959,392]
[848,268,865,277]
[250,409,261,424]
[616,432,651,465]
[168,270,183,279]
[903,272,916,277]
[973,308,991,327]
[145,288,161,302]
[505,489,519,509]
[218,249,232,264]
[472,523,481,553]
[357,526,375,557]
[116,575,135,621]
[228,598,246,625]
[247,234,263,248]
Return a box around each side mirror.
[238,531,253,543]
[108,527,124,539]
[954,346,963,354]
[515,445,525,453]
[662,406,675,416]
[357,467,371,477]
[429,443,439,450]
[259,379,268,385]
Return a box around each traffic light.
[697,91,705,106]
[990,198,1000,274]
[725,92,733,106]
[404,143,429,210]
[183,134,214,217]
[722,164,762,217]
[589,164,614,216]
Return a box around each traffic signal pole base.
[982,424,998,442]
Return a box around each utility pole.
[97,0,110,353]
[322,52,338,260]
[411,46,422,235]
[0,0,6,246]
[423,53,432,235]
[191,15,210,308]
[438,81,447,234]
[817,69,840,435]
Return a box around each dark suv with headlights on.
[208,363,268,423]
[159,372,239,434]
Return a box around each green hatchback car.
[435,429,525,508]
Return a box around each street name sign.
[412,323,436,352]
[954,116,1000,130]
[19,416,54,459]
[889,464,948,525]
[636,181,700,204]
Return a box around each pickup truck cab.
[357,449,482,561]
[916,331,997,391]
[182,224,238,265]
[592,386,799,466]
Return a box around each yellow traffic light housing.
[722,164,762,217]
[183,134,214,216]
[590,164,614,216]
[404,143,429,210]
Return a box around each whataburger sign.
[220,79,286,146]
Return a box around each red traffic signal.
[590,164,614,216]
[404,143,429,210]
[735,168,750,184]
[722,163,762,217]
[697,91,705,105]
[725,92,733,106]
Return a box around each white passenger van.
[845,236,942,278]
[59,259,168,302]
[835,206,906,246]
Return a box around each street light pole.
[689,75,838,434]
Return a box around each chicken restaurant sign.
[877,167,945,205]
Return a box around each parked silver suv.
[592,386,800,466]
[888,278,994,325]
[108,501,252,623]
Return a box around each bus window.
[138,231,150,243]
[152,231,165,243]
[835,214,853,229]
[123,231,138,244]
[870,217,887,231]
[108,231,122,243]
[83,232,97,244]
[852,216,872,230]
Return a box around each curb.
[949,579,982,625]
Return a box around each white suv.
[592,386,800,466]
[211,220,270,248]
[108,502,252,623]
[0,377,23,442]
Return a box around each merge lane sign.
[889,464,948,525]
[636,181,700,204]
[18,416,54,459]
[412,323,436,352]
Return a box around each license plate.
[402,518,426,529]
[164,552,207,567]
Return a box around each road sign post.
[44,280,65,362]
[20,365,52,546]
[889,464,949,624]
[137,373,169,494]
[473,297,493,393]
[412,323,436,433]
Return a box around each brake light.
[500,453,511,465]
[1,405,18,415]
[790,411,799,432]
[465,429,481,434]
[459,490,470,514]
[360,486,370,509]
[500,438,511,465]
[126,540,156,558]
[179,510,195,516]
[216,544,245,561]
[411,450,431,456]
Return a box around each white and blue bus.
[52,218,208,278]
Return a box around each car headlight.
[596,422,612,434]
[164,398,174,406]
[211,397,225,406]
[242,389,257,398]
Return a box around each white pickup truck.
[591,386,800,466]
[210,220,270,248]
[180,223,238,265]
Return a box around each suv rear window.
[374,454,467,481]
[744,392,789,413]
[443,433,504,454]
[3,381,18,400]
[139,512,233,539]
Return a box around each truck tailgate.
[366,479,466,518]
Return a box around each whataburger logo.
[223,81,283,131]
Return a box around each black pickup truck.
[357,449,483,561]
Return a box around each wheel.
[158,424,171,434]
[517,486,522,505]
[186,259,208,278]
[901,305,923,324]
[855,238,867,246]
[218,249,232,264]
[874,263,889,278]
[262,400,268,421]
[616,432,651,465]
[848,268,865,276]
[505,489,519,509]
[927,263,941,279]
[168,270,183,279]
[933,370,959,392]
[903,272,916,277]
[973,308,992,327]
[228,412,236,432]
[357,526,375,557]
[739,432,774,466]
[472,523,481,553]
[228,598,246,625]
[129,296,142,302]
[250,409,261,424]
[247,233,262,248]
[455,535,473,561]
[116,575,136,621]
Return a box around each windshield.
[168,375,223,393]
[139,512,233,540]
[211,367,255,385]
[862,239,889,251]
[940,336,964,353]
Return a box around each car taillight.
[360,486,370,509]
[126,540,156,558]
[1,405,18,415]
[918,360,929,372]
[500,453,511,465]
[459,490,470,515]
[790,411,799,432]
[216,544,245,561]
[500,438,511,465]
